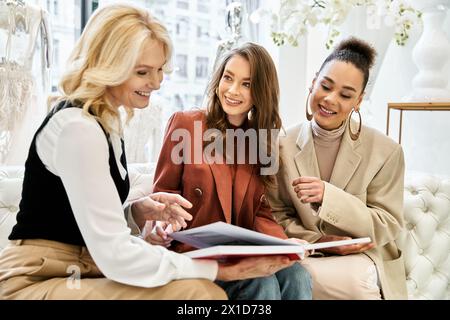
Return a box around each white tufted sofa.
[397,173,450,300]
[0,164,449,300]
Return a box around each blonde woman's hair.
[57,4,173,134]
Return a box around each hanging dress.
[0,1,51,164]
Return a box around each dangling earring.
[348,108,362,141]
[248,106,256,120]
[305,90,313,121]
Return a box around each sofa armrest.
[397,173,450,300]
[0,166,25,251]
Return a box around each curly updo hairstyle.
[319,37,377,92]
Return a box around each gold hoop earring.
[305,91,313,121]
[248,106,256,120]
[348,108,362,141]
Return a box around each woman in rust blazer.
[152,43,312,300]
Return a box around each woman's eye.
[137,71,148,76]
[321,84,330,91]
[223,75,232,81]
[341,94,351,99]
[243,82,250,88]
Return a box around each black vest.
[9,101,130,246]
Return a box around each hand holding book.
[142,221,173,248]
[316,234,375,255]
[286,237,313,258]
[170,222,371,260]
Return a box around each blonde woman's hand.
[215,255,295,281]
[292,176,325,204]
[143,221,174,248]
[131,192,193,229]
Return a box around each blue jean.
[215,262,312,300]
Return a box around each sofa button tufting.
[9,206,18,212]
[407,223,414,230]
[411,190,418,195]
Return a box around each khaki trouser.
[301,253,382,300]
[0,239,227,300]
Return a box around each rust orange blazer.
[153,110,287,253]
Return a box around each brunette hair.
[205,42,281,185]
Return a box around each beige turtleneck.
[311,118,346,182]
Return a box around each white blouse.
[36,107,218,287]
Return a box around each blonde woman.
[0,4,284,300]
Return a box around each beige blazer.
[267,120,407,300]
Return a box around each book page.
[172,221,371,251]
[171,221,296,248]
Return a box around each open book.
[170,222,371,260]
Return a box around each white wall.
[370,12,450,177]
[256,8,309,131]
[271,7,450,176]
[277,45,308,129]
